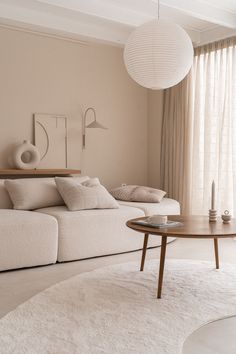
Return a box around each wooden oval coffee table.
[126,215,236,299]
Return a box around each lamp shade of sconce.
[82,107,107,149]
[11,140,41,170]
[123,19,193,90]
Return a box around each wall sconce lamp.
[82,107,107,149]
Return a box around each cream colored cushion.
[110,185,166,203]
[4,176,89,210]
[0,180,13,209]
[55,177,119,211]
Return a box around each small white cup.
[147,215,168,225]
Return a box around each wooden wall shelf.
[0,169,81,176]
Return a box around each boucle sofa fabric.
[118,198,181,216]
[0,177,181,270]
[36,205,161,262]
[5,178,64,210]
[0,180,12,209]
[110,185,166,203]
[0,210,58,271]
[4,176,90,210]
[55,177,119,211]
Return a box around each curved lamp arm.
[82,107,96,148]
[84,107,97,128]
[82,107,107,149]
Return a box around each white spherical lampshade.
[124,20,193,90]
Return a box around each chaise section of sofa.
[0,210,58,271]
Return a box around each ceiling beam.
[0,0,233,47]
[0,0,131,46]
[0,0,201,46]
[35,0,154,27]
[36,0,236,29]
[199,26,236,46]
[161,0,236,29]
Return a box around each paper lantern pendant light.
[124,19,193,90]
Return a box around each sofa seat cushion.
[0,210,58,271]
[118,198,180,216]
[37,205,156,262]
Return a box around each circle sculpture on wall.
[123,19,194,90]
[12,140,41,170]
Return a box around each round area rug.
[0,259,236,354]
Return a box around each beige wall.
[0,27,148,188]
[147,90,164,189]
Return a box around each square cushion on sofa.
[110,185,166,203]
[55,177,119,211]
[4,176,89,210]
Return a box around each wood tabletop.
[126,215,236,238]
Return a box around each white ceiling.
[0,0,235,46]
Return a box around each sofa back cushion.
[5,176,89,210]
[0,180,13,209]
[55,177,119,211]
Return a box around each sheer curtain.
[161,72,193,214]
[161,37,236,215]
[191,38,236,215]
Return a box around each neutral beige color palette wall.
[0,27,148,188]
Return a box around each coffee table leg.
[140,233,149,271]
[214,238,220,269]
[157,236,167,299]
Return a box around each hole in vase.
[21,151,32,163]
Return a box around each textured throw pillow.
[4,176,90,210]
[110,185,166,203]
[55,177,119,211]
[0,180,13,209]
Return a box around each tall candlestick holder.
[209,209,217,222]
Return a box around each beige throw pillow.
[0,180,13,209]
[4,176,90,210]
[55,177,119,211]
[110,185,166,203]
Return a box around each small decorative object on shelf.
[11,140,41,170]
[221,210,232,224]
[209,180,217,222]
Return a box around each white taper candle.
[211,180,215,210]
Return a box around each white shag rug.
[1,259,236,354]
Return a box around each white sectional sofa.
[0,178,180,271]
[1,209,58,271]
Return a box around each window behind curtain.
[191,38,236,215]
